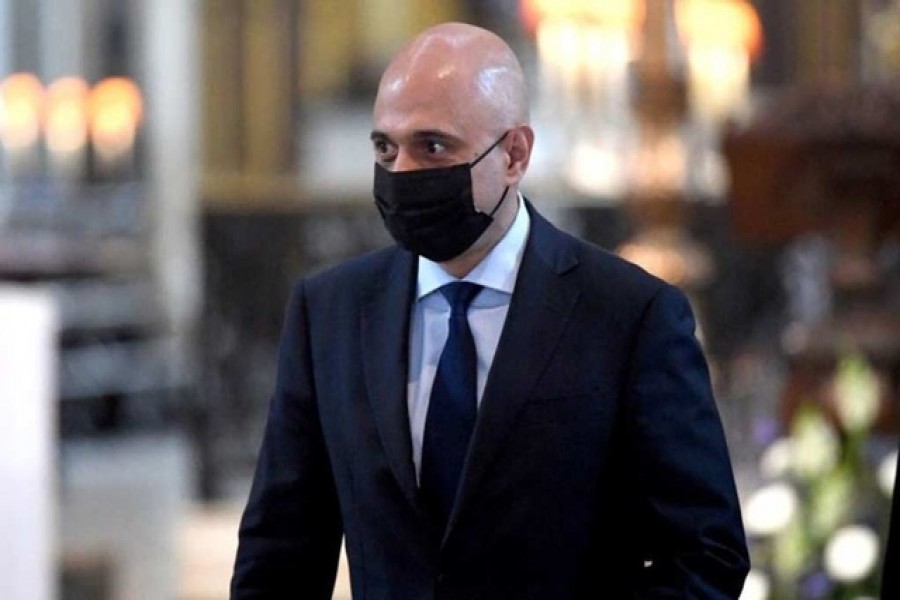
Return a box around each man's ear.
[505,124,535,184]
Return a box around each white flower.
[879,450,897,498]
[759,438,793,479]
[832,355,881,432]
[744,482,798,537]
[738,569,770,600]
[824,525,879,583]
[791,408,839,479]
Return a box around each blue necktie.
[420,282,482,531]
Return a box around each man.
[232,22,749,598]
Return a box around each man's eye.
[425,140,445,154]
[373,140,397,162]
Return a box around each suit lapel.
[360,248,421,510]
[446,207,581,538]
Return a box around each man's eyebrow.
[369,129,462,143]
[413,129,459,142]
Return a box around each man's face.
[370,66,511,219]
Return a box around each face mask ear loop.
[487,186,511,218]
[469,130,510,167]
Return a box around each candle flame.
[89,77,143,161]
[0,73,45,150]
[46,77,90,154]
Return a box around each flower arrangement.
[741,354,895,599]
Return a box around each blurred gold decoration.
[597,0,759,288]
[522,0,644,30]
[523,0,765,285]
[620,0,691,287]
[521,0,762,204]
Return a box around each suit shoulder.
[567,233,670,303]
[527,203,669,305]
[288,245,411,312]
[300,245,400,288]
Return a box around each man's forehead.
[376,61,469,112]
[373,80,475,139]
[380,62,458,95]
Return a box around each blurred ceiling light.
[0,73,45,150]
[89,77,143,163]
[46,78,90,155]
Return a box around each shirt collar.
[417,193,531,299]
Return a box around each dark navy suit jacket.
[232,203,749,598]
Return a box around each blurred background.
[1,0,898,598]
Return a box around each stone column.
[0,0,10,75]
[38,0,86,80]
[138,0,202,394]
[0,287,58,600]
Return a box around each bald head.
[376,23,529,130]
[370,24,535,276]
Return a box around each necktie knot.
[440,282,482,316]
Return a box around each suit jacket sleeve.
[231,281,343,599]
[625,284,749,598]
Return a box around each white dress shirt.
[407,195,531,480]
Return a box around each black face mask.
[373,132,511,262]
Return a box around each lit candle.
[45,77,90,183]
[89,77,143,179]
[0,73,45,179]
[677,0,762,124]
[676,0,762,195]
